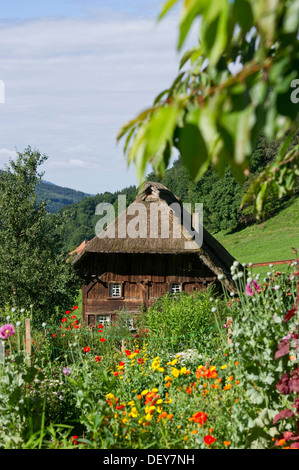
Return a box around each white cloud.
[0,10,196,193]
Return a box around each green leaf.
[176,108,210,180]
[178,0,207,50]
[158,0,179,21]
[233,0,254,33]
[201,0,229,67]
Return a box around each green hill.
[214,197,299,276]
[36,180,91,213]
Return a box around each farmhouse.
[71,181,238,326]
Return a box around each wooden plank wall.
[80,252,217,324]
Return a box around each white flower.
[217,274,224,280]
[233,261,239,267]
[211,307,217,313]
[247,277,253,284]
[42,322,47,328]
[237,272,244,278]
[20,308,25,313]
[16,321,22,327]
[269,264,273,267]
[248,262,253,267]
[11,308,16,313]
[6,315,11,321]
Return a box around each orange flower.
[137,394,142,400]
[223,441,231,446]
[223,384,232,390]
[186,386,192,395]
[165,382,171,388]
[167,414,174,420]
[189,411,207,426]
[191,430,198,434]
[234,361,239,366]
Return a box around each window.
[170,283,181,294]
[109,283,122,298]
[97,315,111,326]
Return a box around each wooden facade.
[72,182,238,326]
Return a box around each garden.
[0,261,298,450]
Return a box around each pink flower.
[246,283,255,296]
[253,280,261,292]
[246,280,261,296]
[0,324,15,339]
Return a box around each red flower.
[100,338,106,342]
[65,310,71,314]
[125,349,131,356]
[98,324,103,329]
[52,334,56,337]
[204,435,216,446]
[71,436,78,445]
[73,306,79,310]
[83,346,90,352]
[119,361,125,366]
[71,315,76,319]
[95,356,101,362]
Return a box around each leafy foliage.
[118,0,299,216]
[0,147,81,324]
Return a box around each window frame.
[169,283,182,294]
[108,281,124,299]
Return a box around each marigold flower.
[191,430,198,434]
[167,414,174,420]
[223,384,232,390]
[223,441,231,446]
[165,382,171,388]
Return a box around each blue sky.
[0,1,192,194]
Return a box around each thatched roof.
[72,181,238,291]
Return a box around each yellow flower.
[145,413,153,421]
[106,393,114,399]
[180,367,187,374]
[151,388,159,393]
[122,418,129,424]
[165,398,172,404]
[156,399,163,405]
[128,400,135,406]
[157,406,163,413]
[171,368,180,378]
[158,367,164,372]
[164,375,172,382]
[141,389,149,395]
[221,365,227,369]
[129,407,138,418]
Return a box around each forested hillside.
[59,133,298,253]
[36,180,91,213]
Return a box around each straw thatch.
[72,182,238,291]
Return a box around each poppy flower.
[100,338,106,342]
[204,435,216,446]
[0,324,15,340]
[65,310,71,314]
[73,306,79,310]
[83,346,90,352]
[71,315,76,319]
[95,356,101,362]
[98,324,103,329]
